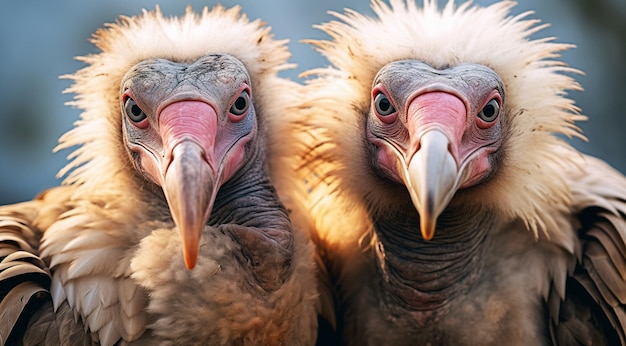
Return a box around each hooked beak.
[163,141,217,269]
[399,92,469,240]
[402,130,460,240]
[159,101,219,269]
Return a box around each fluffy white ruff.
[297,0,586,246]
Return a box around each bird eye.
[374,92,396,117]
[478,98,500,123]
[230,90,250,116]
[125,97,147,123]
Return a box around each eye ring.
[124,97,148,124]
[478,98,500,123]
[374,92,396,117]
[230,90,250,117]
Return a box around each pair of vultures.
[1,1,625,345]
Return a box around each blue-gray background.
[1,0,624,204]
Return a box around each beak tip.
[181,231,200,270]
[420,215,437,241]
[183,250,198,270]
[420,227,435,241]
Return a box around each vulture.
[0,5,318,345]
[276,0,626,344]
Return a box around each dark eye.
[478,99,500,122]
[125,97,147,123]
[230,90,250,116]
[374,92,396,116]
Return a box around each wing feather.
[0,201,51,345]
[552,154,626,345]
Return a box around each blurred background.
[0,0,624,204]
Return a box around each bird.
[276,0,626,344]
[0,5,318,345]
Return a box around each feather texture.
[274,0,626,344]
[0,5,318,345]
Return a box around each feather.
[282,0,626,344]
[0,4,318,345]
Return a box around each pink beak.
[159,101,220,269]
[400,92,469,240]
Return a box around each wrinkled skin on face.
[368,60,505,240]
[121,55,259,269]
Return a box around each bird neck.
[373,204,491,312]
[211,157,290,229]
[209,148,295,292]
[210,144,286,226]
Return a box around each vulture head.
[57,5,292,269]
[300,0,584,244]
[120,55,255,268]
[368,61,507,239]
